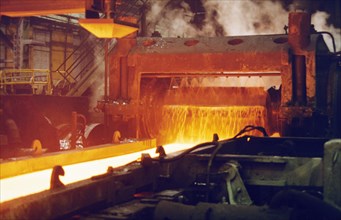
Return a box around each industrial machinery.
[1,10,341,220]
[1,133,340,220]
[97,11,340,145]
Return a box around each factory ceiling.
[0,0,147,38]
[0,0,85,17]
[0,0,146,22]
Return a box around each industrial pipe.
[288,11,311,52]
[288,11,310,106]
[292,55,307,105]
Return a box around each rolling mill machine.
[1,11,341,220]
[98,11,339,144]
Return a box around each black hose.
[205,125,268,201]
[151,125,269,201]
[152,141,218,163]
[317,31,336,53]
[233,125,268,139]
[205,141,223,201]
[153,125,268,163]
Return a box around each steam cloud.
[312,11,341,52]
[145,0,340,52]
[146,1,197,37]
[89,65,104,111]
[88,38,106,113]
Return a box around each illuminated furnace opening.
[139,73,281,146]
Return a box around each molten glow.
[160,105,268,144]
[79,19,138,38]
[271,132,281,137]
[0,143,193,203]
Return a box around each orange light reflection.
[0,143,194,203]
[78,19,138,38]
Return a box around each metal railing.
[53,33,105,96]
[0,69,52,95]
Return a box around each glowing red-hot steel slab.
[1,139,156,179]
[0,143,194,203]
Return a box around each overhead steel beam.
[0,0,85,17]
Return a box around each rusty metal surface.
[103,30,326,140]
[288,12,311,53]
[130,37,288,82]
[133,35,289,54]
[108,35,293,102]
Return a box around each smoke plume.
[312,11,341,52]
[145,0,340,52]
[146,0,198,37]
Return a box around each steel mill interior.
[0,0,341,219]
